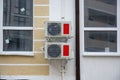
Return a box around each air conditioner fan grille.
[47,23,61,36]
[48,44,61,57]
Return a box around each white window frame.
[80,0,120,56]
[0,0,34,56]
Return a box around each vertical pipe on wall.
[75,0,80,80]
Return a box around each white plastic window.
[80,0,120,56]
[0,0,33,56]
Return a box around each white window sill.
[0,51,34,56]
[83,52,120,57]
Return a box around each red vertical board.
[63,23,69,34]
[63,45,69,56]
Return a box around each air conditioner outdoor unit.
[44,43,73,59]
[45,21,71,37]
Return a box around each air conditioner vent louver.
[47,23,61,36]
[48,44,61,57]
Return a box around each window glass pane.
[96,0,116,5]
[84,31,117,52]
[3,30,33,51]
[84,0,117,27]
[3,0,33,26]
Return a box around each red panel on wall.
[63,45,69,56]
[63,24,70,34]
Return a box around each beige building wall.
[0,0,49,76]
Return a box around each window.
[3,0,33,26]
[3,30,33,51]
[80,0,120,56]
[0,0,33,55]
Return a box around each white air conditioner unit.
[45,21,71,37]
[44,43,74,59]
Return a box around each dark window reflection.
[3,30,33,51]
[96,0,116,5]
[88,9,116,27]
[84,0,117,27]
[3,0,33,26]
[85,31,117,52]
